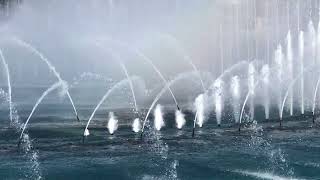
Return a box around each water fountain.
[281,65,317,125]
[248,63,256,121]
[19,81,66,139]
[0,49,12,122]
[132,118,141,133]
[194,94,205,128]
[286,31,293,116]
[275,45,284,118]
[214,79,223,125]
[231,76,240,123]
[154,104,165,131]
[156,33,206,92]
[96,37,181,111]
[84,76,140,137]
[299,31,305,114]
[175,109,186,129]
[141,71,201,136]
[107,112,118,135]
[261,65,270,120]
[12,37,80,122]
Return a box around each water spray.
[107,112,118,135]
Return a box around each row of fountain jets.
[1,20,320,141]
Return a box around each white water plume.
[154,104,165,131]
[195,94,206,127]
[299,31,305,114]
[0,49,12,122]
[214,79,223,125]
[141,71,198,133]
[248,63,255,120]
[231,76,240,123]
[286,31,293,116]
[107,112,118,135]
[132,118,141,133]
[261,65,270,119]
[275,45,284,115]
[84,128,90,137]
[175,110,186,129]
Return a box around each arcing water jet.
[84,76,139,137]
[20,81,65,139]
[95,38,181,111]
[0,49,12,122]
[12,37,80,122]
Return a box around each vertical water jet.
[231,76,240,123]
[154,104,164,131]
[107,112,118,135]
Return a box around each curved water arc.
[84,76,139,134]
[20,81,63,139]
[156,33,206,92]
[10,37,80,121]
[0,49,12,122]
[95,37,180,109]
[141,71,199,133]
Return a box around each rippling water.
[0,105,320,180]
